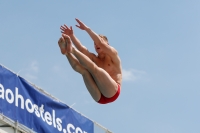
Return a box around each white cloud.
[50,65,71,80]
[20,60,39,81]
[24,73,37,80]
[122,68,146,82]
[52,65,61,73]
[29,61,39,73]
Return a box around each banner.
[0,65,94,133]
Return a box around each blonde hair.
[99,34,108,42]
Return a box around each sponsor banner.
[0,65,94,133]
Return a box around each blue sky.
[0,1,200,132]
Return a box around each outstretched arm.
[60,25,93,59]
[75,18,120,64]
[75,18,105,46]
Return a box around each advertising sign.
[0,65,94,133]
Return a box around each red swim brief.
[98,83,121,104]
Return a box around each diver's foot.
[58,36,67,55]
[62,34,73,53]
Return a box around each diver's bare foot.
[58,36,67,55]
[62,34,73,53]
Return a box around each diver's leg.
[72,48,118,98]
[58,36,101,101]
[60,35,118,98]
[66,53,101,101]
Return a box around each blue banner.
[0,65,94,133]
